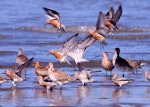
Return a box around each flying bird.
[43,7,66,32]
[105,5,122,33]
[67,35,95,65]
[88,11,107,45]
[49,33,79,65]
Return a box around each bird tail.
[140,62,147,67]
[65,58,71,65]
[101,39,107,45]
[60,24,66,32]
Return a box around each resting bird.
[74,63,97,85]
[48,62,74,90]
[112,72,133,88]
[16,48,28,66]
[101,52,114,76]
[126,59,146,71]
[43,7,66,32]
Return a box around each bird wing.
[115,76,132,81]
[96,12,107,36]
[105,7,114,20]
[16,57,34,77]
[79,36,93,49]
[78,63,86,71]
[59,33,79,54]
[111,5,122,23]
[53,70,70,81]
[96,11,105,30]
[43,7,60,20]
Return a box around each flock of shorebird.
[0,5,149,91]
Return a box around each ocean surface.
[0,0,150,106]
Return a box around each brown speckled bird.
[101,52,114,76]
[16,48,28,66]
[48,62,74,90]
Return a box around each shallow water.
[0,0,150,106]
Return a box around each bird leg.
[122,73,125,77]
[50,87,53,92]
[12,81,17,87]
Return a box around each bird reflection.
[146,87,150,99]
[7,88,25,105]
[147,87,150,93]
[48,89,73,105]
[112,88,129,101]
[76,85,92,104]
[34,88,50,98]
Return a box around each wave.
[3,25,150,40]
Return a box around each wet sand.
[0,66,150,106]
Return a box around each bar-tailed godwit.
[47,62,74,90]
[101,52,114,76]
[43,7,66,32]
[49,33,79,65]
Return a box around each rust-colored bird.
[34,61,49,80]
[37,75,57,91]
[105,5,122,33]
[88,11,107,45]
[3,69,25,87]
[43,7,66,32]
[49,33,79,65]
